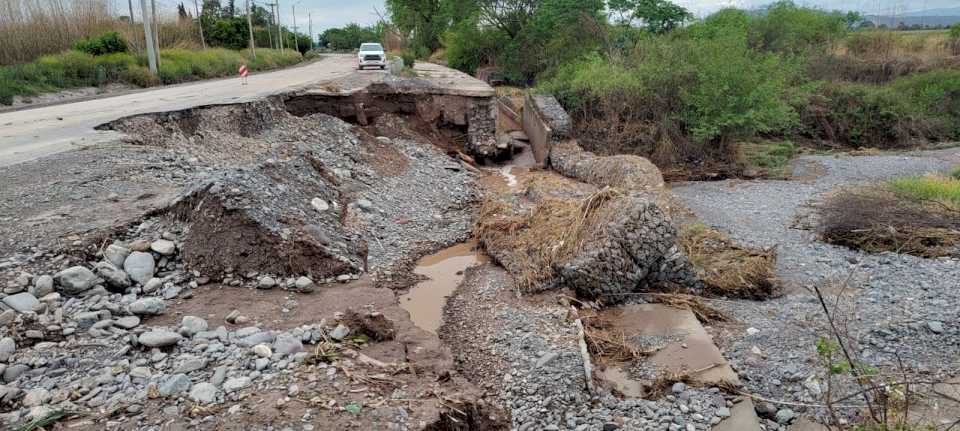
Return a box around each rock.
[222,377,251,393]
[130,367,152,379]
[775,409,795,424]
[672,382,686,394]
[746,327,760,336]
[115,316,141,329]
[161,285,181,299]
[253,344,273,358]
[0,310,13,326]
[95,262,131,289]
[143,278,163,294]
[3,364,29,382]
[123,252,156,285]
[535,352,559,368]
[928,321,945,334]
[138,330,182,348]
[159,374,192,397]
[225,309,241,324]
[128,239,151,252]
[356,199,374,212]
[0,338,15,362]
[104,244,131,268]
[30,275,54,297]
[311,198,330,212]
[53,266,99,294]
[294,276,314,292]
[174,356,207,373]
[129,297,165,315]
[328,324,350,341]
[180,316,208,336]
[150,240,177,256]
[258,277,276,289]
[273,333,304,356]
[189,382,217,404]
[22,388,50,407]
[716,407,731,418]
[2,292,39,313]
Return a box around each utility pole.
[265,3,274,49]
[276,0,284,51]
[151,0,161,68]
[308,13,312,50]
[194,0,206,49]
[246,0,256,58]
[139,0,158,75]
[127,0,139,51]
[291,3,298,53]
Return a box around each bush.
[800,81,918,148]
[399,50,416,69]
[889,69,960,140]
[74,31,128,56]
[889,174,960,208]
[443,20,506,74]
[749,1,847,54]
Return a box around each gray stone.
[328,324,350,341]
[311,198,330,212]
[130,367,152,379]
[95,262,131,289]
[53,266,99,294]
[294,276,314,291]
[143,278,163,294]
[2,292,39,313]
[273,333,304,356]
[138,330,182,348]
[22,388,50,407]
[253,344,273,358]
[161,285,181,300]
[73,311,104,329]
[159,373,192,397]
[174,356,207,373]
[180,316,208,336]
[115,316,141,329]
[212,366,227,386]
[258,277,276,289]
[30,275,54,297]
[104,244,131,268]
[356,199,374,212]
[928,321,945,334]
[3,364,29,382]
[0,310,13,326]
[225,309,241,324]
[222,377,251,393]
[716,407,731,418]
[672,382,686,394]
[129,297,165,315]
[775,409,795,424]
[150,240,177,256]
[189,382,217,404]
[0,338,15,362]
[123,252,155,285]
[535,352,559,368]
[238,331,275,347]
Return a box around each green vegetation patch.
[738,140,796,178]
[889,174,960,209]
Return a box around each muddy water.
[399,241,488,333]
[495,143,537,191]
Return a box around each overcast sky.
[157,0,957,36]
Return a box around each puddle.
[599,364,646,398]
[400,241,488,333]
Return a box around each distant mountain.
[899,7,960,17]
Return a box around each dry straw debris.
[679,223,778,299]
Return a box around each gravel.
[671,149,960,411]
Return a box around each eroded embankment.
[0,84,512,430]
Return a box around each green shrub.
[889,69,960,139]
[739,140,796,178]
[748,1,846,54]
[399,49,416,68]
[889,175,960,208]
[950,24,960,39]
[443,20,506,74]
[120,65,159,87]
[74,31,128,56]
[951,167,960,180]
[800,81,918,148]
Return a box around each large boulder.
[53,266,99,295]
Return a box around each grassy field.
[0,48,302,105]
[890,174,960,209]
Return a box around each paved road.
[0,55,362,167]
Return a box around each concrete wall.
[522,94,571,167]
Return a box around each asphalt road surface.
[0,55,364,167]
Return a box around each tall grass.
[0,47,302,104]
[889,174,960,208]
[0,0,201,66]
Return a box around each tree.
[250,5,271,27]
[386,0,445,56]
[320,23,384,50]
[202,0,221,19]
[177,3,190,21]
[843,10,863,29]
[224,0,236,18]
[608,0,691,34]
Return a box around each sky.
[149,0,960,36]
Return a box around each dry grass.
[0,0,200,65]
[582,312,651,363]
[679,223,778,299]
[825,30,960,84]
[818,184,960,258]
[474,187,622,292]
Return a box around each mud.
[400,241,488,333]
